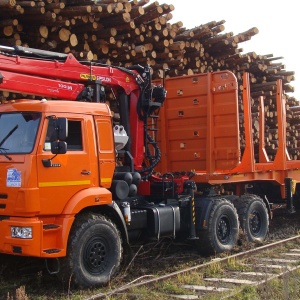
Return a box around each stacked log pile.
[0,0,299,161]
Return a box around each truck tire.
[60,213,122,288]
[236,195,269,243]
[197,198,239,255]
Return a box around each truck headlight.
[11,227,32,239]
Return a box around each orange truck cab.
[0,100,115,257]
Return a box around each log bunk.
[0,0,299,161]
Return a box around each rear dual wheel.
[235,195,269,243]
[197,198,239,255]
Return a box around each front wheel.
[196,198,239,255]
[60,213,122,288]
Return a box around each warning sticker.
[7,168,21,187]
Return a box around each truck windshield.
[0,112,40,154]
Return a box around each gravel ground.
[268,205,300,240]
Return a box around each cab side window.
[65,120,83,150]
[44,120,83,151]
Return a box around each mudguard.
[194,197,214,230]
[108,201,130,245]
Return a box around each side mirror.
[48,117,68,141]
[51,141,67,154]
[56,118,68,141]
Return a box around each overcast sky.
[157,0,299,101]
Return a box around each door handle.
[81,170,91,175]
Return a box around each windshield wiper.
[0,147,12,160]
[0,124,18,147]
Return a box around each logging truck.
[0,45,297,288]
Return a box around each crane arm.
[0,70,87,100]
[0,45,144,96]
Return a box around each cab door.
[37,114,97,215]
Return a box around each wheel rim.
[249,210,262,236]
[83,236,108,274]
[217,215,231,244]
